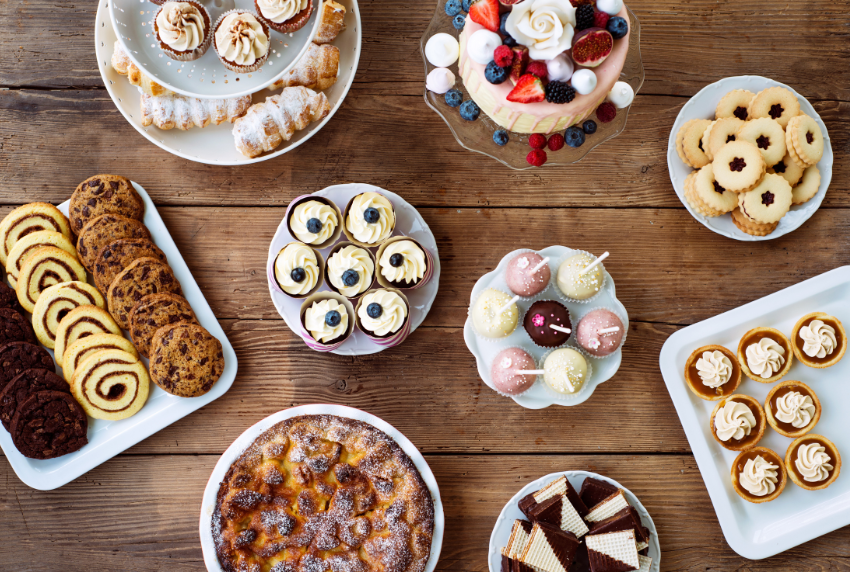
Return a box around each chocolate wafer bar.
[585,490,630,523]
[586,530,640,572]
[588,507,649,545]
[635,555,652,572]
[520,522,580,572]
[529,494,589,538]
[580,477,619,509]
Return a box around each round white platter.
[199,404,445,572]
[95,0,361,165]
[464,246,628,409]
[667,75,833,241]
[110,0,321,98]
[488,470,660,572]
[267,183,441,356]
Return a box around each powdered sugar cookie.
[748,87,800,128]
[786,114,824,167]
[716,90,754,121]
[737,173,792,224]
[737,118,787,167]
[704,117,744,161]
[791,165,821,205]
[767,151,805,186]
[712,141,766,192]
[682,119,712,168]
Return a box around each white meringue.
[426,67,456,94]
[425,33,460,67]
[596,0,624,16]
[467,29,502,65]
[571,69,597,95]
[607,81,634,108]
[546,53,574,82]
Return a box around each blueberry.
[367,303,383,319]
[493,129,509,146]
[445,0,462,16]
[342,269,359,287]
[325,310,342,327]
[363,207,380,224]
[564,126,586,148]
[607,16,628,40]
[499,12,510,36]
[452,14,465,30]
[582,120,597,134]
[445,89,463,108]
[462,0,473,11]
[290,267,306,282]
[503,35,518,47]
[485,61,508,84]
[390,253,404,267]
[459,100,480,121]
[306,217,322,234]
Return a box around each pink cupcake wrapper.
[284,194,343,250]
[376,236,434,290]
[354,288,411,347]
[299,292,355,352]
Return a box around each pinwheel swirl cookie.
[54,305,122,366]
[15,246,86,313]
[70,348,150,421]
[4,230,77,290]
[0,202,72,268]
[30,281,104,349]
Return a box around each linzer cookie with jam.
[69,174,144,236]
[76,214,152,272]
[107,257,183,329]
[149,321,223,397]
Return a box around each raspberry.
[596,102,617,123]
[493,45,513,68]
[547,133,565,151]
[593,11,610,29]
[525,61,548,79]
[526,149,547,167]
[528,133,547,149]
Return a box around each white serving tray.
[0,182,238,490]
[487,470,661,572]
[267,183,441,356]
[199,404,445,572]
[464,246,629,409]
[667,75,833,241]
[659,265,850,559]
[95,0,361,164]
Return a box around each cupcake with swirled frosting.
[343,191,396,248]
[325,243,375,298]
[255,0,314,33]
[272,242,323,298]
[355,288,410,343]
[286,196,342,248]
[153,1,212,62]
[376,236,433,290]
[299,292,355,351]
[213,10,270,73]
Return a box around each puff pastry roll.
[111,42,172,97]
[140,93,252,130]
[269,43,340,92]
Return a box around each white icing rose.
[304,298,348,343]
[327,245,374,297]
[799,319,837,359]
[274,243,319,295]
[346,192,394,245]
[505,0,576,61]
[795,443,833,483]
[746,337,786,378]
[739,455,778,497]
[358,289,407,337]
[379,240,426,285]
[774,391,815,429]
[714,401,755,442]
[257,0,308,24]
[215,12,269,67]
[157,2,206,52]
[696,350,733,389]
[290,200,338,245]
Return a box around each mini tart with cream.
[785,434,841,491]
[737,327,793,383]
[764,380,820,438]
[709,394,765,452]
[213,10,270,74]
[684,344,741,401]
[731,446,786,503]
[254,0,313,33]
[791,312,847,369]
[153,1,212,62]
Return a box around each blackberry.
[545,81,576,104]
[575,5,595,31]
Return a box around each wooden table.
[1,0,849,569]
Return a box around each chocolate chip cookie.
[93,237,167,294]
[149,322,224,397]
[76,214,151,272]
[0,341,55,393]
[0,369,68,430]
[128,292,197,358]
[69,174,144,236]
[0,308,37,346]
[107,257,182,329]
[11,390,88,459]
[0,282,24,316]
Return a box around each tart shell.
[709,393,765,452]
[684,344,741,401]
[737,327,793,383]
[731,446,786,504]
[764,380,821,438]
[791,312,847,369]
[785,434,841,491]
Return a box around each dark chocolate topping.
[523,300,572,348]
[580,477,618,509]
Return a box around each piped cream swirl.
[346,192,394,245]
[379,240,426,285]
[257,0,308,23]
[714,400,755,442]
[746,337,786,378]
[157,2,206,52]
[799,320,837,359]
[304,298,348,343]
[739,455,778,496]
[327,245,374,297]
[774,391,815,429]
[215,12,269,67]
[290,200,338,245]
[274,243,319,295]
[696,350,733,389]
[795,443,833,483]
[358,289,407,336]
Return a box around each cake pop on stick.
[529,257,550,275]
[549,324,571,334]
[579,251,609,275]
[497,295,520,314]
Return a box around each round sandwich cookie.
[107,257,183,329]
[676,119,701,167]
[62,333,139,383]
[0,307,37,346]
[768,152,805,187]
[731,208,778,237]
[149,322,224,398]
[4,230,77,290]
[737,118,787,167]
[128,292,197,358]
[747,86,800,129]
[76,214,151,272]
[683,172,721,217]
[703,117,744,161]
[15,245,87,313]
[69,174,144,236]
[54,305,122,366]
[786,114,824,168]
[737,173,793,225]
[93,237,166,294]
[0,341,55,394]
[712,140,766,193]
[0,282,23,315]
[31,281,104,349]
[71,348,150,421]
[693,164,738,215]
[715,89,754,121]
[11,390,88,459]
[792,166,821,206]
[0,369,68,431]
[0,202,72,268]
[681,118,712,169]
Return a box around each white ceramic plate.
[267,183,441,356]
[487,470,661,572]
[667,75,833,241]
[0,182,238,490]
[464,246,628,409]
[110,0,321,98]
[659,265,850,559]
[199,403,445,572]
[95,0,361,165]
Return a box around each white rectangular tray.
[0,182,238,490]
[659,266,850,559]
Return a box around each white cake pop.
[571,69,597,95]
[596,0,624,16]
[425,33,460,67]
[426,68,456,94]
[467,29,502,65]
[546,53,574,82]
[607,81,635,108]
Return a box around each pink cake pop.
[490,347,537,395]
[506,252,550,297]
[576,309,625,357]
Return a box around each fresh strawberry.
[509,46,529,83]
[525,61,548,79]
[593,10,610,29]
[493,45,513,67]
[507,74,545,103]
[469,0,500,32]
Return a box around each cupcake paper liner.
[299,291,355,352]
[574,305,628,360]
[255,0,314,33]
[213,9,270,74]
[468,288,519,344]
[354,288,411,347]
[488,345,539,398]
[284,194,343,250]
[268,241,325,299]
[375,235,435,291]
[503,249,552,302]
[551,249,608,305]
[520,300,575,351]
[342,192,397,249]
[152,0,213,62]
[324,241,377,300]
[537,346,594,403]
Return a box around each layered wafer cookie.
[585,490,630,523]
[519,522,580,572]
[528,494,589,538]
[586,530,640,572]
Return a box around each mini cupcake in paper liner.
[269,241,324,299]
[504,249,552,302]
[551,249,607,305]
[521,299,575,350]
[153,1,213,62]
[537,346,594,402]
[285,194,343,249]
[254,0,314,33]
[574,305,628,360]
[213,9,270,74]
[342,191,396,248]
[299,291,355,352]
[375,235,434,291]
[468,287,520,343]
[324,241,376,300]
[488,346,539,398]
[354,287,411,347]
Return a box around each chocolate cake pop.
[490,347,537,395]
[576,309,624,357]
[506,252,550,297]
[523,300,572,348]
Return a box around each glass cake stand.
[420,4,644,170]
